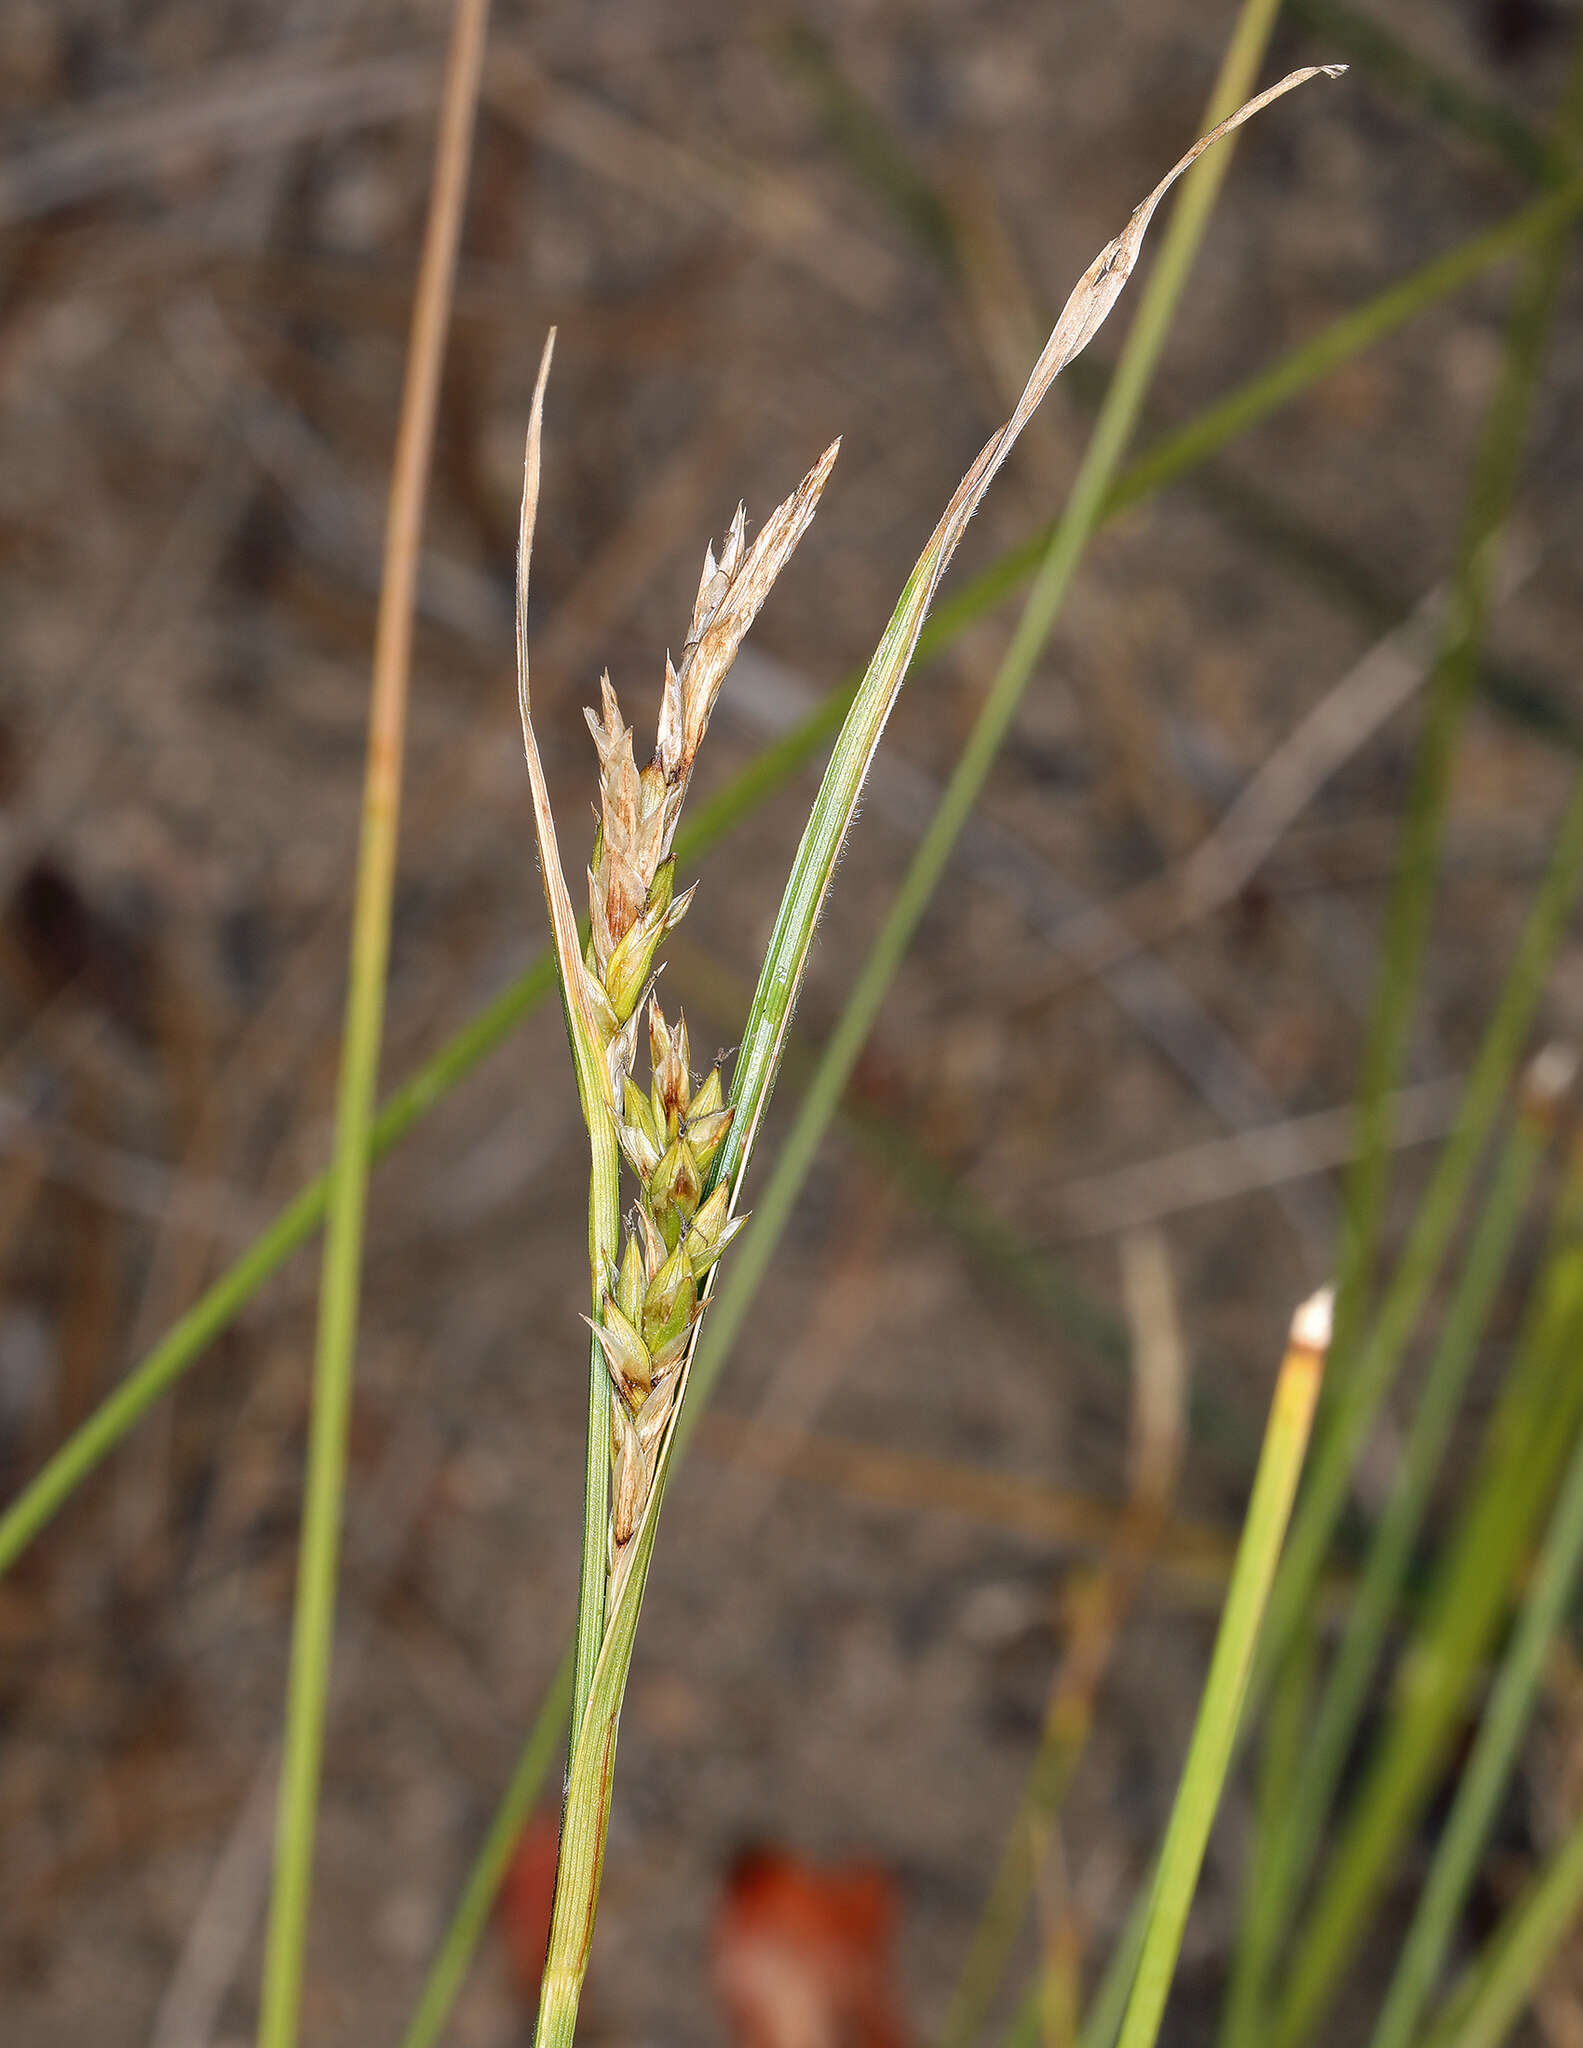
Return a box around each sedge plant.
[511,68,1345,2048]
[10,116,1583,1595]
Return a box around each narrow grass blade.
[1420,1809,1583,2048]
[1220,1605,1320,2048]
[514,332,612,1131]
[1271,1140,1583,2048]
[1222,1056,1564,2044]
[1112,1292,1330,2048]
[398,1647,573,2048]
[15,105,1573,1582]
[258,7,491,2046]
[1370,1403,1583,2048]
[1074,1893,1149,2048]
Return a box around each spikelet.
[574,452,835,1552]
[587,994,747,1543]
[579,441,839,1097]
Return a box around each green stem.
[1420,1807,1583,2048]
[1221,35,1583,2038]
[1223,1093,1551,2043]
[1245,1,1583,1656]
[1370,1407,1583,2048]
[1113,1306,1327,2048]
[1106,174,1583,525]
[1220,1600,1319,2048]
[1271,1150,1583,2048]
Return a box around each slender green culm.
[1260,32,1583,2040]
[1272,1140,1583,2048]
[1419,1807,1583,2048]
[3,164,1574,1589]
[257,9,491,2045]
[1223,1055,1564,2040]
[1221,1597,1320,2048]
[1223,32,1583,2036]
[1113,1293,1330,2048]
[1370,1402,1583,2048]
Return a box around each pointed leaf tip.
[515,328,614,1117]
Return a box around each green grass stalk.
[1370,1403,1583,2048]
[257,6,491,2044]
[1271,1143,1583,2048]
[1420,1807,1583,2048]
[1222,1075,1557,2043]
[1221,33,1583,2030]
[1220,1596,1320,2048]
[1112,1294,1329,2048]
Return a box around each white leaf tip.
[1290,1285,1335,1355]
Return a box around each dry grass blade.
[990,66,1345,462]
[514,329,607,1110]
[257,4,493,2042]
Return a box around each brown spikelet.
[666,442,839,839]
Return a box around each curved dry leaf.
[515,329,614,1112]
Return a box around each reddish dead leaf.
[711,1846,908,2048]
[499,1809,560,2006]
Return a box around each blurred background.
[2,2,1583,2043]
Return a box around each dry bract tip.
[574,444,839,1068]
[1290,1285,1336,1357]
